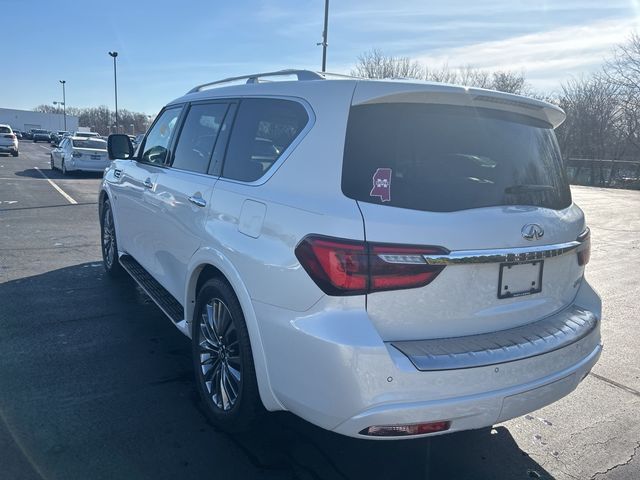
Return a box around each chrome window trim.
[169,95,316,188]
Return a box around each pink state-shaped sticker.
[369,168,392,202]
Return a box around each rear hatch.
[0,126,15,146]
[343,83,587,341]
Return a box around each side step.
[119,255,184,324]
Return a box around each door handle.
[188,195,207,207]
[143,178,154,189]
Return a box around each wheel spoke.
[224,363,239,399]
[200,315,218,347]
[220,367,231,410]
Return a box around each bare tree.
[351,48,422,79]
[604,33,640,150]
[352,49,529,94]
[33,105,151,135]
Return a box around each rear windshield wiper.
[504,184,555,194]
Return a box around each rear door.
[342,97,587,341]
[147,101,233,300]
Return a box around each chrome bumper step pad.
[391,306,598,371]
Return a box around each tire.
[12,151,18,157]
[33,139,37,143]
[100,200,125,277]
[61,160,68,175]
[50,155,55,170]
[192,278,263,432]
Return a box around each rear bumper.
[332,341,601,439]
[66,158,110,172]
[254,279,602,439]
[0,145,17,153]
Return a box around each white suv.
[101,70,601,439]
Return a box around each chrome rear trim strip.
[422,241,582,265]
[390,305,598,371]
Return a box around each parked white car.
[73,131,101,139]
[100,70,601,439]
[0,124,19,156]
[50,136,109,174]
[0,125,19,157]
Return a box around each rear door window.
[0,126,11,134]
[171,102,229,174]
[221,98,309,182]
[342,103,571,212]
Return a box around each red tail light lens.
[577,227,591,266]
[295,235,447,296]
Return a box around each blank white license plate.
[498,261,543,299]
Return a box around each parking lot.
[0,140,638,480]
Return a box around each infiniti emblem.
[522,223,544,241]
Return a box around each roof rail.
[188,69,329,94]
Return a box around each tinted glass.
[141,108,181,165]
[172,103,228,174]
[222,98,308,182]
[0,126,11,133]
[72,139,107,149]
[342,104,571,212]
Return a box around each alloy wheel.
[102,207,116,269]
[197,298,242,411]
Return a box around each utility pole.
[59,80,66,130]
[108,51,119,133]
[318,0,329,72]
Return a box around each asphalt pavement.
[0,141,638,480]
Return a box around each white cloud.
[412,17,640,91]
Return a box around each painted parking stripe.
[34,167,78,204]
[39,145,52,151]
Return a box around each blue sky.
[3,0,639,114]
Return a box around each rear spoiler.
[351,80,565,128]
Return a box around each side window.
[59,138,68,149]
[171,103,228,174]
[141,108,182,165]
[222,98,309,182]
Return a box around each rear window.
[0,126,11,133]
[34,129,48,134]
[342,104,571,212]
[222,98,309,182]
[72,139,106,149]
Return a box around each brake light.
[295,235,447,296]
[577,227,591,266]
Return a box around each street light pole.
[59,80,66,130]
[319,0,329,72]
[108,51,119,134]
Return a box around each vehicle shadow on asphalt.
[0,263,553,480]
[14,168,103,180]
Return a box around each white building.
[0,107,79,133]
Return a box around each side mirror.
[108,134,134,160]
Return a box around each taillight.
[295,235,447,296]
[72,150,82,158]
[577,227,591,266]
